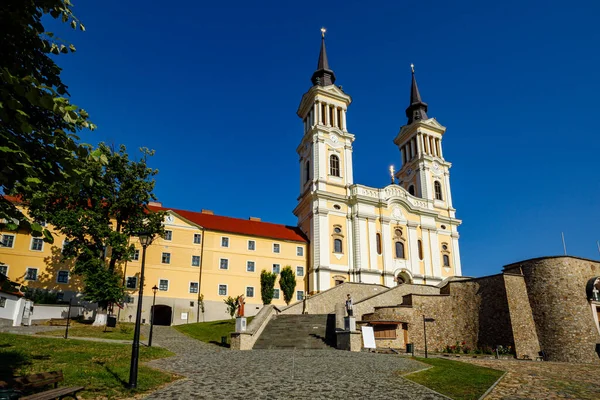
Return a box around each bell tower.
[294,29,354,293]
[394,65,455,216]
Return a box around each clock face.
[406,168,413,176]
[330,134,339,143]
[165,215,174,224]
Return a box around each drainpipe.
[196,227,206,323]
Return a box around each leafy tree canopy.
[279,265,296,305]
[27,143,165,307]
[1,0,94,239]
[260,270,277,305]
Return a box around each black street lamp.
[423,315,435,358]
[128,233,153,389]
[148,285,158,347]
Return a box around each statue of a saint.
[237,295,245,318]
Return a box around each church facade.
[295,33,462,293]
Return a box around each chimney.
[201,209,214,215]
[249,217,261,222]
[149,201,162,207]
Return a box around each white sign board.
[361,326,376,349]
[181,312,188,320]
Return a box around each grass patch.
[175,317,253,347]
[405,357,504,400]
[37,321,144,341]
[0,333,177,399]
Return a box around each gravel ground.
[143,326,447,400]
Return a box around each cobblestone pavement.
[457,357,600,400]
[143,326,447,400]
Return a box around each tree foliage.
[279,265,296,305]
[1,0,94,239]
[260,270,277,305]
[224,295,239,319]
[27,143,165,308]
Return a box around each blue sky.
[50,0,600,277]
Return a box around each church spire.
[405,64,428,124]
[311,28,336,87]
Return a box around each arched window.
[434,181,443,200]
[305,161,310,183]
[408,185,415,196]
[395,241,405,259]
[443,254,450,267]
[417,240,423,260]
[334,238,343,253]
[330,155,340,177]
[376,233,382,255]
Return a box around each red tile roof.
[150,205,308,243]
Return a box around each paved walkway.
[458,358,600,400]
[143,326,447,400]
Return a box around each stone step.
[253,313,335,350]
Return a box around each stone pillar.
[314,101,320,126]
[333,106,338,128]
[344,145,354,185]
[325,104,330,126]
[341,109,347,131]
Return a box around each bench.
[12,371,84,400]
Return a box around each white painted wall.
[0,293,25,326]
[31,304,83,321]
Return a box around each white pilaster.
[368,219,377,270]
[451,234,462,276]
[346,214,354,281]
[317,211,330,291]
[421,228,432,279]
[382,222,393,277]
[358,218,370,271]
[352,214,362,276]
[407,223,419,275]
[342,110,347,131]
[443,172,453,208]
[428,229,442,278]
[344,146,354,185]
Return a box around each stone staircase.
[253,314,336,350]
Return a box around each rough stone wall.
[505,256,600,363]
[503,273,540,359]
[353,284,440,320]
[474,275,514,350]
[281,282,387,315]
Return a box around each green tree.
[279,265,296,305]
[27,143,165,319]
[1,1,95,239]
[260,270,277,305]
[224,295,239,319]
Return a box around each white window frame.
[0,264,8,276]
[296,266,304,277]
[189,281,199,294]
[296,246,303,256]
[246,260,255,272]
[164,230,173,241]
[297,290,305,301]
[193,233,202,244]
[25,267,38,281]
[1,234,15,248]
[191,255,201,267]
[132,249,140,261]
[126,276,138,289]
[221,236,229,248]
[218,284,228,296]
[56,270,69,284]
[219,258,229,270]
[247,240,256,251]
[273,288,280,299]
[161,252,171,264]
[273,243,280,254]
[158,278,169,291]
[30,237,44,251]
[272,264,280,274]
[246,286,255,298]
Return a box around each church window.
[442,244,448,251]
[434,181,443,200]
[408,185,415,196]
[333,204,341,210]
[376,233,382,255]
[394,228,403,237]
[334,227,342,234]
[334,238,343,253]
[305,161,310,182]
[443,254,450,267]
[330,155,340,177]
[395,241,405,259]
[418,240,423,260]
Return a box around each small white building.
[0,288,26,327]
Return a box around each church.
[294,29,462,292]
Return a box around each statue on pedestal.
[236,295,245,318]
[345,294,353,317]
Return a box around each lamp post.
[423,315,435,358]
[148,285,158,347]
[128,233,153,389]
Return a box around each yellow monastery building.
[0,33,462,325]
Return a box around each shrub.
[119,324,133,334]
[224,296,239,319]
